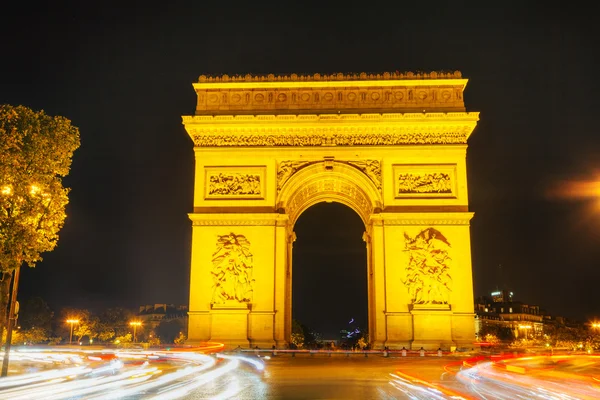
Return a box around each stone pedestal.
[411,304,454,350]
[384,311,413,349]
[210,301,250,348]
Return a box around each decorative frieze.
[184,113,479,147]
[194,72,467,113]
[192,132,467,147]
[204,166,265,199]
[394,164,457,198]
[397,172,451,194]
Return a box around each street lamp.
[130,321,142,343]
[67,319,79,344]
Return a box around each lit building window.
[509,307,513,313]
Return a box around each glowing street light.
[130,321,142,343]
[67,319,79,344]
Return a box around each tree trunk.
[0,271,13,344]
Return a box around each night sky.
[1,3,599,337]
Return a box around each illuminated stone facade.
[183,71,480,350]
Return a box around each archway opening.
[291,202,368,347]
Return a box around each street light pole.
[1,266,21,377]
[67,319,79,345]
[130,321,142,343]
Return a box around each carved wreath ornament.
[210,233,255,304]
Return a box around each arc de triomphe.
[182,71,479,350]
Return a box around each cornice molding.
[370,212,474,225]
[196,71,464,86]
[189,213,288,226]
[183,113,479,147]
[183,112,479,124]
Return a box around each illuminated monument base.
[183,71,480,350]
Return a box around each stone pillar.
[369,216,387,349]
[363,231,375,348]
[283,230,296,346]
[273,216,289,348]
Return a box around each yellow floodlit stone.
[183,71,479,350]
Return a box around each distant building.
[490,290,513,303]
[137,304,188,330]
[475,290,544,340]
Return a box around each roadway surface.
[0,346,598,399]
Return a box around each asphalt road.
[4,347,597,399]
[188,353,465,399]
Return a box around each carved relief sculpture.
[277,160,314,190]
[208,173,261,196]
[345,160,382,190]
[397,172,452,194]
[402,228,452,305]
[193,132,469,147]
[210,233,255,304]
[277,159,382,192]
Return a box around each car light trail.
[0,345,238,400]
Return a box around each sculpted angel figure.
[211,233,255,304]
[403,227,452,304]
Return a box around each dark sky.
[1,2,599,335]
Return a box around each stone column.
[283,230,296,347]
[273,215,289,348]
[369,215,387,349]
[363,230,375,348]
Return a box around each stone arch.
[184,71,479,351]
[276,162,383,226]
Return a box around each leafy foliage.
[15,327,49,344]
[0,105,79,336]
[290,319,305,349]
[114,333,132,346]
[291,319,319,349]
[174,331,187,344]
[477,324,514,342]
[156,319,184,344]
[97,307,134,343]
[0,104,80,272]
[58,308,99,343]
